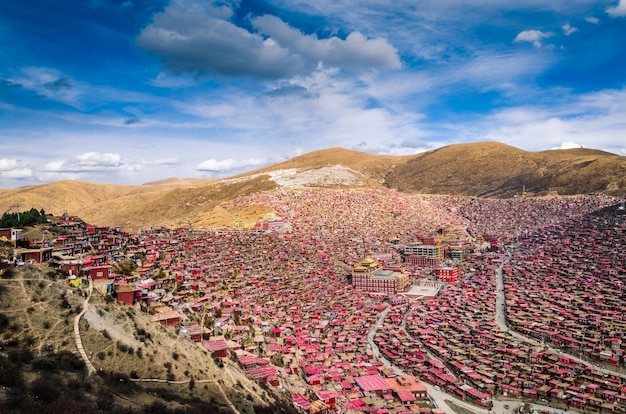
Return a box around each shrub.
[0,355,24,388]
[31,356,57,372]
[30,375,61,403]
[9,347,33,364]
[1,267,17,279]
[97,351,106,360]
[57,350,85,372]
[96,390,114,411]
[0,313,10,329]
[24,335,36,346]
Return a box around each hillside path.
[74,277,96,376]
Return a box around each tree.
[112,260,138,277]
[0,208,47,227]
[0,240,14,262]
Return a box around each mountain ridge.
[1,141,624,230]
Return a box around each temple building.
[352,256,411,295]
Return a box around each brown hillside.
[0,176,276,231]
[0,265,285,413]
[78,176,277,231]
[1,142,624,230]
[384,141,626,197]
[237,147,413,186]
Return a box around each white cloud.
[0,158,20,171]
[9,67,79,105]
[0,168,35,179]
[42,152,125,172]
[136,0,399,79]
[552,141,585,150]
[513,30,554,48]
[140,157,180,166]
[606,0,626,17]
[478,87,626,154]
[251,15,400,71]
[196,158,269,174]
[561,24,578,36]
[0,158,34,179]
[585,16,600,24]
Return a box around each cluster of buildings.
[1,188,624,414]
[504,208,626,367]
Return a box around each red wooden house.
[87,265,112,280]
[115,284,139,306]
[204,337,229,358]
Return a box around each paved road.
[494,254,624,379]
[364,251,622,414]
[367,305,486,414]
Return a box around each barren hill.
[0,141,625,230]
[384,142,626,197]
[238,147,413,186]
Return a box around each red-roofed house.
[88,265,112,280]
[204,337,229,358]
[316,390,336,407]
[386,375,428,399]
[355,374,393,397]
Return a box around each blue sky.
[1,0,625,188]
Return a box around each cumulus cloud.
[513,30,554,48]
[251,14,400,71]
[136,0,399,79]
[606,0,626,17]
[196,158,268,174]
[552,142,586,150]
[0,158,34,179]
[585,16,600,24]
[561,24,578,36]
[0,158,21,171]
[41,152,126,172]
[478,87,626,154]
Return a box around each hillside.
[0,142,625,230]
[384,142,626,197]
[0,265,294,414]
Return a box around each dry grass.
[1,142,624,231]
[0,265,278,414]
[385,141,626,197]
